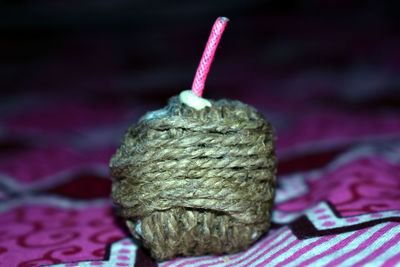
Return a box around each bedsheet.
[1,3,400,267]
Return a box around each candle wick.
[191,17,229,98]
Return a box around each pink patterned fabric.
[1,3,400,267]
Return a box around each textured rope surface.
[110,96,276,261]
[191,17,229,97]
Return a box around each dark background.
[1,0,400,115]
[0,3,399,265]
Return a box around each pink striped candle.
[191,17,229,97]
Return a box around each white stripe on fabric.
[243,236,297,267]
[257,237,317,266]
[363,237,400,267]
[311,223,389,266]
[225,232,296,266]
[284,231,355,267]
[339,224,400,267]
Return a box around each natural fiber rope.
[110,96,276,261]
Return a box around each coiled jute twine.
[110,95,277,261]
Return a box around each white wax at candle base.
[179,90,212,110]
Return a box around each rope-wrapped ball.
[110,96,277,261]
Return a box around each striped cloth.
[1,1,400,266]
